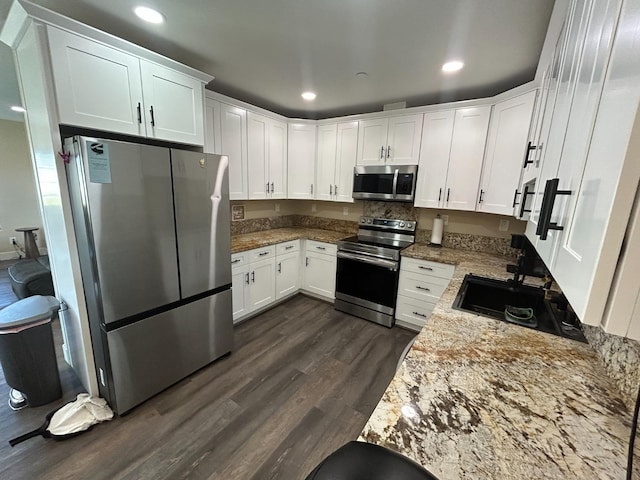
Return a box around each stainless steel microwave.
[352,165,418,202]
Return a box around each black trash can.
[0,296,62,409]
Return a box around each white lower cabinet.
[395,258,454,331]
[231,264,250,322]
[303,241,337,300]
[231,247,275,323]
[276,240,301,299]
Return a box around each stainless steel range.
[335,217,416,327]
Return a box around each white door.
[335,121,359,203]
[47,27,145,137]
[356,118,388,165]
[478,91,536,215]
[204,98,221,155]
[414,110,455,208]
[303,251,337,300]
[231,265,251,322]
[249,257,276,311]
[140,60,204,146]
[247,111,269,199]
[276,251,300,299]
[445,106,491,211]
[386,114,423,165]
[268,119,288,199]
[316,124,338,201]
[287,123,316,199]
[220,103,248,200]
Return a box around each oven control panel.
[359,217,416,232]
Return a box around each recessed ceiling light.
[134,6,165,24]
[10,106,25,113]
[442,61,464,73]
[301,91,317,101]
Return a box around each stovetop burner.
[337,216,417,261]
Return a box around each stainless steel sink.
[452,274,587,343]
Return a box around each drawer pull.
[316,246,326,251]
[232,258,241,264]
[418,266,433,271]
[416,286,431,292]
[413,311,427,318]
[259,251,270,256]
[285,245,294,250]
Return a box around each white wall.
[0,118,45,260]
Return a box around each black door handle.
[523,141,536,168]
[512,189,520,208]
[149,106,155,127]
[137,102,142,124]
[478,189,484,204]
[536,178,572,240]
[518,185,534,218]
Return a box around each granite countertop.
[361,244,635,479]
[231,228,350,253]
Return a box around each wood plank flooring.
[0,294,415,479]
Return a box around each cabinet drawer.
[231,252,248,267]
[306,240,337,256]
[276,239,301,255]
[395,295,436,329]
[398,271,450,302]
[250,246,275,261]
[401,257,455,280]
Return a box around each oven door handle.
[392,168,399,199]
[337,251,398,271]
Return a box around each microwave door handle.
[392,169,399,199]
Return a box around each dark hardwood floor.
[0,294,415,480]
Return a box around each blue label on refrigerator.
[87,141,112,184]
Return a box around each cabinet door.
[356,118,388,165]
[140,60,204,146]
[247,111,269,199]
[220,103,248,200]
[47,27,145,137]
[287,123,316,199]
[316,124,338,201]
[445,106,491,211]
[478,91,536,215]
[303,251,337,300]
[231,265,251,322]
[268,119,288,199]
[249,257,276,311]
[414,110,454,208]
[386,114,423,165]
[335,121,359,203]
[204,98,222,155]
[276,251,300,299]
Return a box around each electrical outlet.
[275,203,280,213]
[311,203,317,213]
[9,236,16,246]
[499,219,510,232]
[442,215,449,226]
[343,207,349,216]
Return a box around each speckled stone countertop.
[360,244,636,479]
[231,228,350,254]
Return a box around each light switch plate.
[499,219,510,231]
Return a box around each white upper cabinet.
[415,106,490,211]
[48,26,145,137]
[204,97,221,154]
[220,103,248,200]
[357,114,423,165]
[316,123,338,201]
[287,123,317,199]
[139,60,204,145]
[247,112,287,199]
[47,26,206,146]
[335,121,359,202]
[477,91,537,215]
[414,110,455,208]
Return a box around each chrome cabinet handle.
[418,266,433,271]
[536,178,571,240]
[149,105,155,126]
[277,262,282,273]
[413,311,427,318]
[380,146,385,159]
[416,285,431,291]
[245,273,250,285]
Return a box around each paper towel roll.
[430,215,444,246]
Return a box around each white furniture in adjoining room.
[287,123,317,200]
[356,114,423,166]
[414,106,491,211]
[395,258,454,331]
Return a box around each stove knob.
[407,222,413,229]
[361,218,367,223]
[400,222,405,227]
[367,218,373,224]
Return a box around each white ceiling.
[0,0,555,120]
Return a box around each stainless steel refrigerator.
[64,136,233,414]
